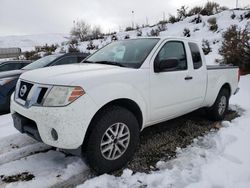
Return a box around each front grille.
[37,88,48,104]
[18,81,33,101]
[15,80,52,108]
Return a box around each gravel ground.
[113,109,239,175]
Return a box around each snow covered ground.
[78,75,250,188]
[0,33,68,52]
[0,75,249,188]
[57,9,249,65]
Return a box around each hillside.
[68,9,249,65]
[0,33,68,52]
[0,9,249,65]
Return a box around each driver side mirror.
[154,58,179,73]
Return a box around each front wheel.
[85,106,140,174]
[207,88,230,121]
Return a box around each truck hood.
[20,63,123,85]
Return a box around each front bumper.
[11,93,98,149]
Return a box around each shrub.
[91,25,102,40]
[124,34,130,39]
[219,24,250,71]
[24,51,41,60]
[137,30,142,37]
[193,27,200,32]
[239,15,244,21]
[188,6,203,16]
[158,20,168,25]
[150,29,160,36]
[158,24,167,32]
[125,27,134,31]
[245,11,250,19]
[68,39,80,52]
[202,40,212,55]
[177,6,188,20]
[231,12,236,19]
[183,28,191,37]
[191,15,202,24]
[200,2,220,16]
[86,40,98,50]
[111,35,118,41]
[207,17,218,32]
[219,6,229,12]
[168,14,178,24]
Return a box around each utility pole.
[131,11,135,29]
[146,17,149,26]
[163,12,166,21]
[236,0,239,8]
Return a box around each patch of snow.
[78,75,250,188]
[0,33,68,52]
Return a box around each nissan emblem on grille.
[20,85,27,97]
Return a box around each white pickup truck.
[11,37,240,174]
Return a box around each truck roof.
[127,36,199,43]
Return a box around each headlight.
[0,77,16,86]
[43,86,85,107]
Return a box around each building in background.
[0,48,21,59]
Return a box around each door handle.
[184,76,193,80]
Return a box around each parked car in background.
[10,37,239,174]
[0,52,89,112]
[0,60,31,72]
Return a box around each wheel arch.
[220,83,231,96]
[82,98,143,151]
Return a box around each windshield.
[86,38,160,68]
[22,54,61,70]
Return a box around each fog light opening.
[51,128,58,141]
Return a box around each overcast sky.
[0,0,249,36]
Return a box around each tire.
[85,105,140,174]
[207,88,230,121]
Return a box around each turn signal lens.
[68,86,85,102]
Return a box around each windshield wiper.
[82,60,94,64]
[83,60,125,67]
[95,61,126,67]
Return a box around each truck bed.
[204,65,239,107]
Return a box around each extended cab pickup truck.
[10,37,240,174]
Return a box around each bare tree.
[91,25,102,39]
[70,20,91,42]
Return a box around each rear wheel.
[85,106,140,174]
[207,88,230,121]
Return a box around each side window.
[14,63,24,69]
[53,56,78,66]
[77,56,85,63]
[0,63,15,71]
[155,41,187,71]
[189,43,202,69]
